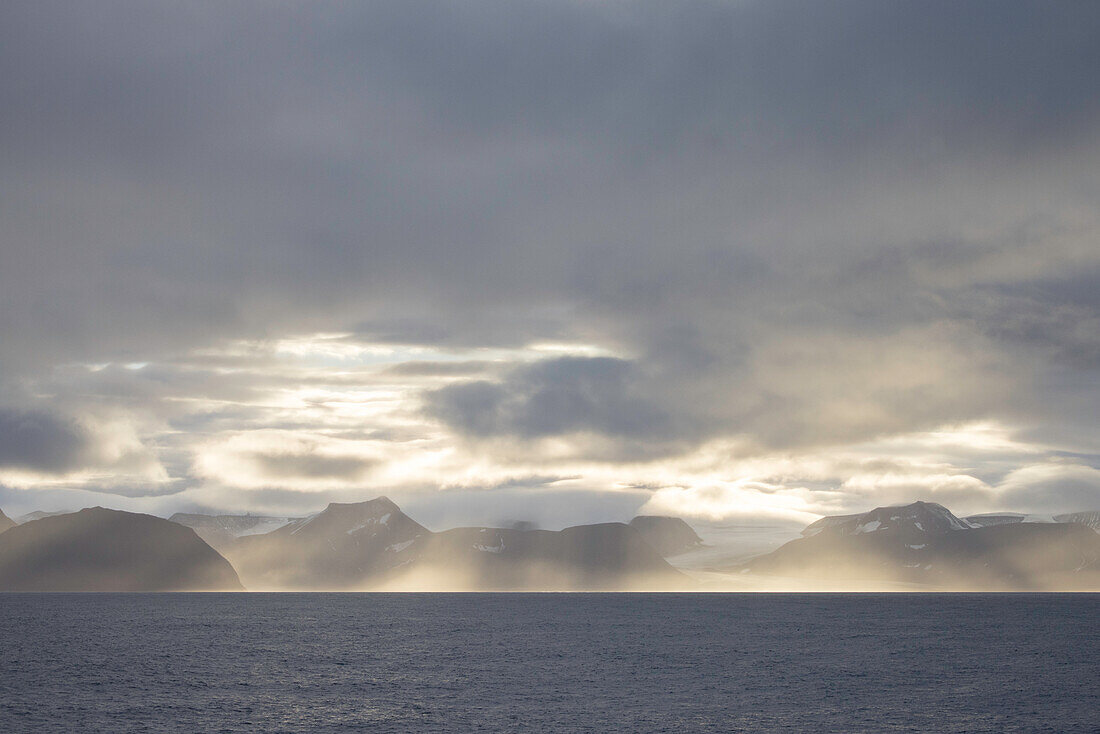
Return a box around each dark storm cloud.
[0,1,1099,510]
[0,409,91,474]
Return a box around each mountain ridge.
[223,497,686,590]
[742,501,1100,590]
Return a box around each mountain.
[628,515,703,556]
[224,496,687,590]
[1057,511,1100,531]
[742,501,1100,590]
[410,522,688,590]
[224,497,429,590]
[968,510,1042,528]
[169,512,300,552]
[14,510,71,524]
[965,510,1100,532]
[801,501,974,538]
[0,509,14,535]
[0,508,242,591]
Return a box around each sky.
[1,1,1099,529]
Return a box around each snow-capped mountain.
[224,497,429,590]
[802,501,974,538]
[742,501,1100,590]
[965,510,1100,532]
[169,512,302,551]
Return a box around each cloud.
[0,408,93,474]
[424,356,694,457]
[0,2,1098,519]
[383,360,498,377]
[0,408,166,489]
[247,452,377,482]
[2,1,1099,376]
[194,430,379,490]
[639,482,819,525]
[997,463,1100,514]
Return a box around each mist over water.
[1,593,1096,732]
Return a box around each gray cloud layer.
[0,409,91,474]
[426,357,688,457]
[1,1,1098,518]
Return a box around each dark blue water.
[0,594,1096,733]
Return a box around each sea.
[1,593,1096,733]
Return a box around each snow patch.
[386,539,415,553]
[474,537,505,553]
[345,512,392,534]
[855,520,881,534]
[290,513,319,535]
[236,519,295,537]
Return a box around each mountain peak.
[227,495,431,588]
[802,501,973,538]
[306,497,407,532]
[324,496,398,514]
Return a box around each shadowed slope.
[410,522,689,590]
[629,516,703,556]
[0,508,242,591]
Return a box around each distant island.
[0,498,1097,591]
